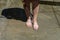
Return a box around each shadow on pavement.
[1,8,27,22]
[40,1,60,6]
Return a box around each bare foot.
[32,21,39,30]
[26,19,32,27]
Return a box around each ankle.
[32,19,37,22]
[27,18,31,22]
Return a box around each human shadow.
[1,8,27,22]
[40,1,60,6]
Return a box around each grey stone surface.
[0,17,8,40]
[0,0,60,40]
[53,6,60,27]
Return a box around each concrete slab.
[0,17,8,40]
[53,6,60,26]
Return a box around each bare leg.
[23,0,32,27]
[32,0,39,30]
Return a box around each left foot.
[32,21,39,30]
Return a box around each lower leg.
[33,5,39,22]
[23,1,30,19]
[23,1,32,27]
[32,0,39,30]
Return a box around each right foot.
[26,19,32,27]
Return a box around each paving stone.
[1,19,36,40]
[0,3,6,9]
[53,6,60,26]
[0,17,8,40]
[8,0,23,8]
[0,10,2,16]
